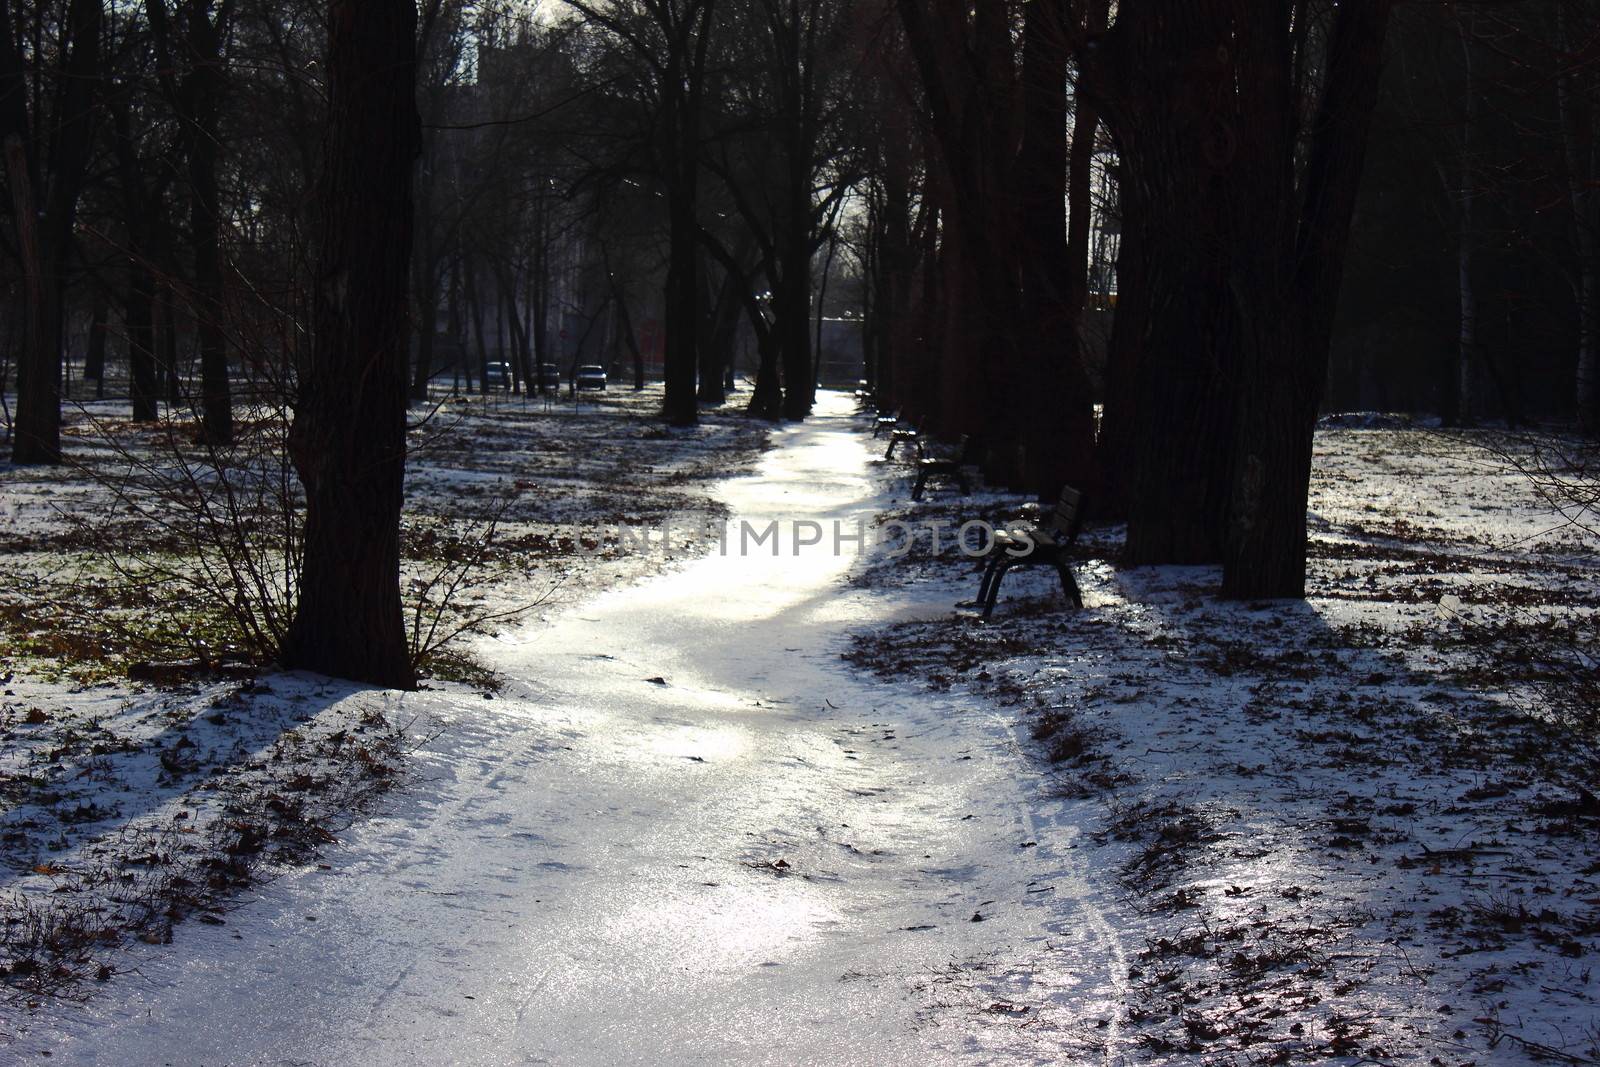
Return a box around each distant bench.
[972,485,1085,621]
[885,417,924,460]
[911,434,970,500]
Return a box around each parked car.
[574,364,608,391]
[484,361,512,389]
[537,363,561,391]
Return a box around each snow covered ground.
[5,393,1599,1065]
[7,392,1142,1065]
[0,386,769,1023]
[852,422,1600,1063]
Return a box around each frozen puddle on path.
[26,392,1130,1066]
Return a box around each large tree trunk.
[5,0,100,464]
[895,0,1031,487]
[0,0,41,440]
[1221,0,1393,598]
[1454,12,1481,427]
[1093,6,1240,564]
[1558,0,1600,433]
[1,133,42,432]
[283,0,418,690]
[1015,0,1096,500]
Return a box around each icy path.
[29,393,1129,1066]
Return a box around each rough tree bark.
[1091,6,1242,563]
[896,0,1096,492]
[1558,0,1600,432]
[1015,0,1096,500]
[3,0,101,464]
[283,0,419,689]
[1221,0,1394,598]
[895,0,1021,481]
[1454,10,1481,427]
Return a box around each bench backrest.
[915,430,964,461]
[1049,486,1084,543]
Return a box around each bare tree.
[146,0,236,445]
[282,0,420,689]
[1,0,103,464]
[567,0,719,426]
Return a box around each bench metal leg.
[912,470,928,500]
[885,439,897,459]
[975,553,1003,606]
[981,559,1011,621]
[1055,559,1083,608]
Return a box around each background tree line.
[0,0,1593,682]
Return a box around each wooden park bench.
[873,407,902,438]
[973,485,1084,621]
[885,416,926,460]
[910,434,971,499]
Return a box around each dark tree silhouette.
[1,0,102,465]
[147,0,235,445]
[282,0,419,689]
[1091,0,1392,596]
